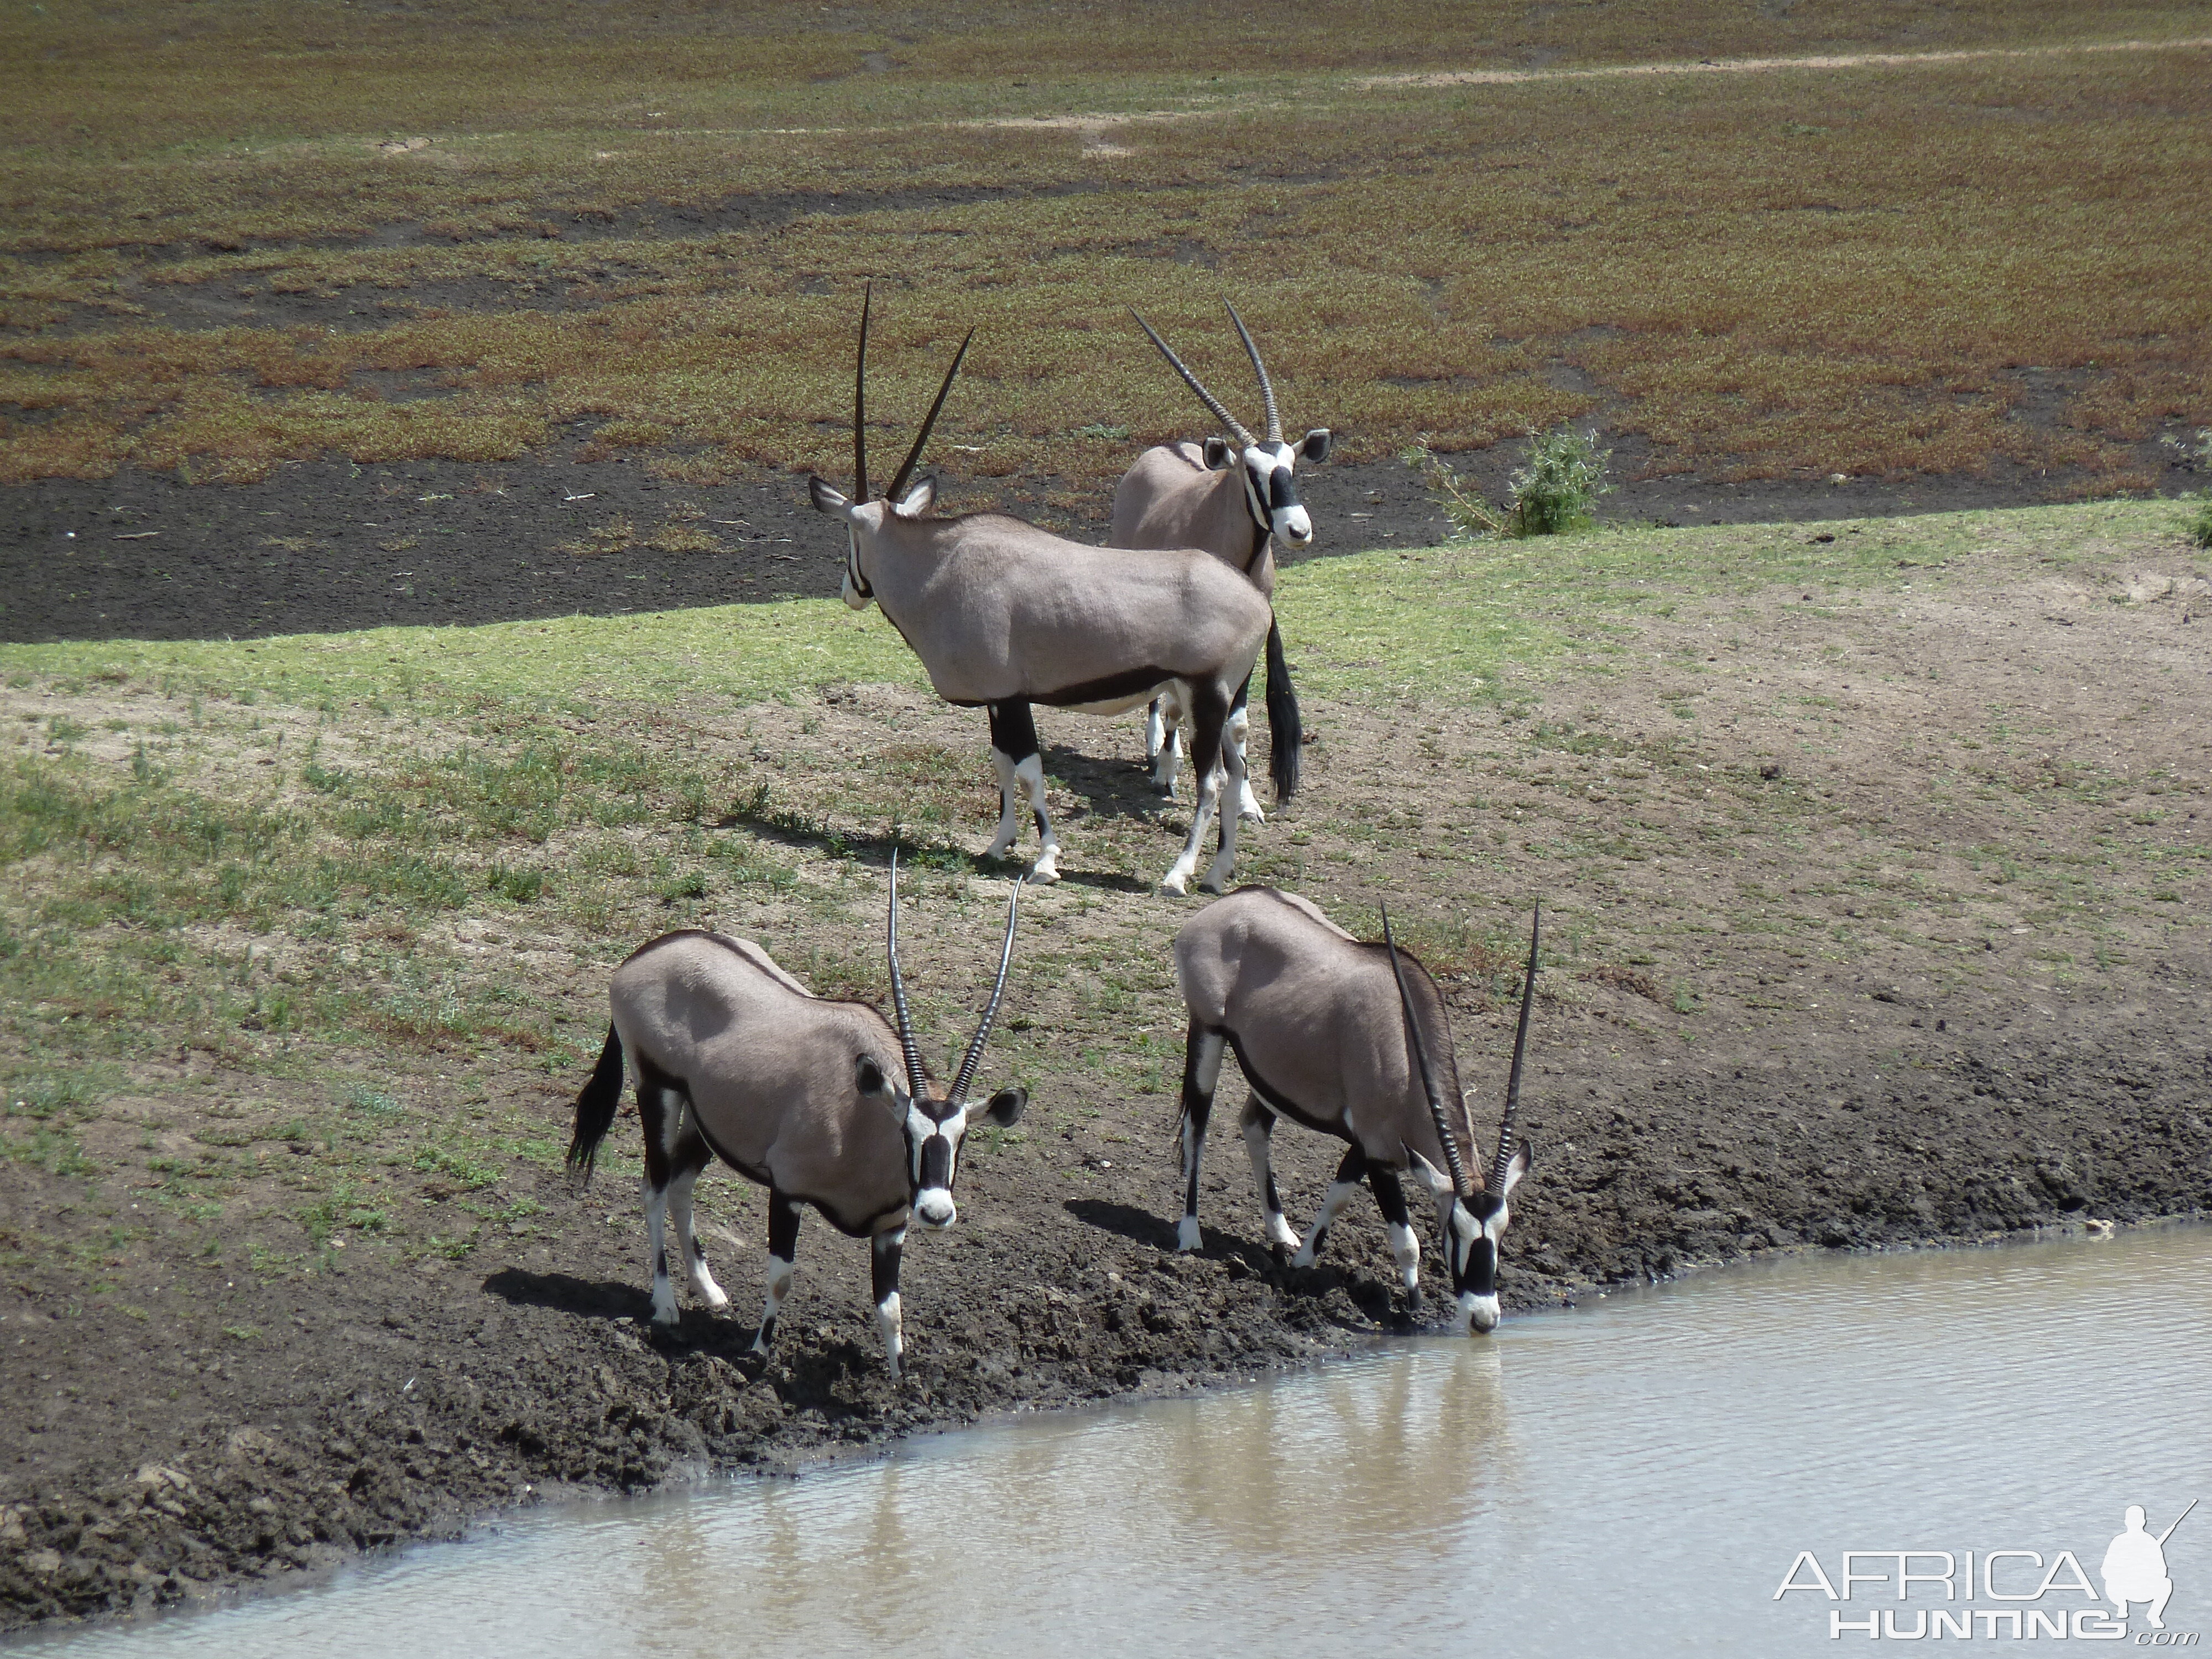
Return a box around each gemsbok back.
[566,856,1028,1380]
[808,288,1297,896]
[1172,887,1538,1334]
[1112,304,1331,819]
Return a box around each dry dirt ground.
[3,510,2210,1631]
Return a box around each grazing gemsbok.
[1172,888,1538,1334]
[808,289,1295,896]
[1112,304,1332,820]
[565,857,1029,1379]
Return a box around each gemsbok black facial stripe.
[918,1131,952,1193]
[1462,1235,1498,1295]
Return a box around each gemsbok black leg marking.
[636,1057,690,1325]
[1163,680,1236,895]
[1237,1092,1298,1256]
[1225,674,1262,822]
[1176,1019,1227,1251]
[983,699,1059,880]
[1368,1165,1421,1303]
[1292,1144,1369,1269]
[754,1188,802,1355]
[870,1226,908,1379]
[665,1128,727,1313]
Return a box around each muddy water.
[23,1227,2211,1657]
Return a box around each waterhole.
[23,1225,2209,1656]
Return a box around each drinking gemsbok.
[1172,887,1538,1333]
[565,856,1029,1379]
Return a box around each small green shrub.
[487,862,546,904]
[658,869,709,901]
[1405,429,1614,539]
[1402,441,1507,540]
[1508,426,1613,536]
[2185,495,2212,551]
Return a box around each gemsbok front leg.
[1160,679,1238,896]
[870,1225,907,1380]
[1238,1094,1299,1254]
[665,1139,729,1313]
[752,1189,802,1359]
[1175,1020,1227,1251]
[983,700,1061,884]
[1368,1165,1422,1304]
[1291,1145,1369,1269]
[637,1059,691,1326]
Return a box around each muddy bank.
[6,984,2209,1631]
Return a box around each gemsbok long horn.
[885,327,975,503]
[854,281,873,503]
[1383,902,1472,1201]
[1223,300,1280,444]
[886,851,930,1096]
[1495,904,1540,1192]
[950,876,1023,1104]
[1130,307,1256,448]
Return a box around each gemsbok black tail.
[567,1023,625,1185]
[1265,616,1302,802]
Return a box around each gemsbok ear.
[1301,427,1333,464]
[890,476,936,520]
[1202,436,1235,471]
[1499,1138,1533,1196]
[1406,1149,1456,1199]
[809,476,849,513]
[854,1053,893,1099]
[978,1084,1027,1127]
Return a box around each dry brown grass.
[2,1,2207,492]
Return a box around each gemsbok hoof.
[1159,874,1190,898]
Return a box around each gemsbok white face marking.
[1173,889,1541,1334]
[567,854,1029,1381]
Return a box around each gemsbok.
[1112,304,1332,819]
[565,856,1029,1380]
[1172,888,1538,1334]
[807,288,1297,896]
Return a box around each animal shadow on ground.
[1039,738,1178,826]
[1063,1196,1183,1251]
[719,776,1153,894]
[481,1267,766,1360]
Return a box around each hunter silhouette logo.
[2105,1501,2193,1631]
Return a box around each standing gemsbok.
[808,288,1295,896]
[1112,304,1332,820]
[565,856,1028,1380]
[1172,888,1538,1334]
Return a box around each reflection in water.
[17,1226,2210,1659]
